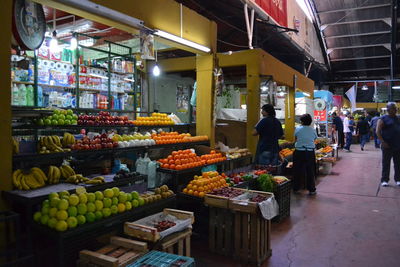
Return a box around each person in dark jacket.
[253,104,284,165]
[376,102,400,187]
[370,112,381,148]
[357,116,370,151]
[332,112,344,148]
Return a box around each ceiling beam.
[321,18,391,30]
[330,55,391,62]
[325,31,391,39]
[318,3,391,14]
[335,67,390,73]
[327,43,391,54]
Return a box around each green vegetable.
[242,175,253,181]
[257,174,274,192]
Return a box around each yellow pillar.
[246,64,261,155]
[196,55,215,147]
[285,87,296,141]
[0,0,12,209]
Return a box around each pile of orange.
[158,149,205,170]
[200,150,227,164]
[182,171,228,198]
[152,132,208,145]
[133,113,175,126]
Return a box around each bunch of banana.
[39,136,71,154]
[12,137,19,154]
[60,165,76,179]
[47,166,61,184]
[84,176,105,185]
[62,132,75,147]
[12,167,47,190]
[65,174,90,184]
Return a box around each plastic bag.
[258,196,279,220]
[147,160,157,188]
[190,81,197,107]
[136,153,151,175]
[168,113,182,124]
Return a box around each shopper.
[376,102,400,187]
[293,114,318,195]
[356,116,370,151]
[253,104,284,165]
[343,113,353,152]
[365,111,372,142]
[370,112,381,148]
[332,112,344,149]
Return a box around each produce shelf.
[12,123,192,130]
[157,160,227,175]
[12,80,34,85]
[12,141,210,162]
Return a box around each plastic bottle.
[26,84,34,106]
[37,86,43,107]
[18,84,27,106]
[12,84,19,106]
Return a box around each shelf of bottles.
[11,33,139,114]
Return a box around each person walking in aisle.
[365,111,372,142]
[376,103,400,187]
[370,112,381,148]
[253,104,284,165]
[332,112,344,149]
[343,113,353,152]
[293,114,318,195]
[356,116,370,151]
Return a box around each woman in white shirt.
[293,114,318,195]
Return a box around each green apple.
[79,194,88,204]
[33,211,42,222]
[67,109,74,115]
[138,197,145,206]
[68,194,79,206]
[95,200,104,211]
[40,214,49,225]
[47,217,58,229]
[64,119,71,125]
[41,206,50,215]
[112,187,120,197]
[51,119,58,126]
[50,197,60,208]
[94,211,103,220]
[49,207,58,217]
[44,119,52,126]
[131,191,139,200]
[55,220,68,232]
[110,205,118,215]
[57,199,69,210]
[58,114,66,120]
[56,210,68,221]
[49,192,59,200]
[112,197,119,206]
[126,193,132,202]
[125,201,132,210]
[118,192,127,203]
[131,199,139,208]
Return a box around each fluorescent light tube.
[154,30,211,53]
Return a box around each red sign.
[255,0,288,27]
[314,110,327,122]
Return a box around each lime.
[33,211,42,222]
[87,202,96,213]
[103,198,112,208]
[57,199,69,210]
[67,206,78,217]
[87,193,96,203]
[77,215,86,225]
[55,220,68,232]
[67,217,78,228]
[104,188,114,198]
[85,212,96,223]
[77,203,87,215]
[68,194,79,206]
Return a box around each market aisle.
[192,143,400,267]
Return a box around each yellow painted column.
[285,87,296,141]
[0,0,12,209]
[196,55,215,147]
[246,63,261,155]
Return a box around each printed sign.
[314,110,327,122]
[254,0,288,27]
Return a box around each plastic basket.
[127,250,195,267]
[272,180,291,222]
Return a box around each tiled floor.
[191,143,400,267]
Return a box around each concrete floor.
[192,142,400,267]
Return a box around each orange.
[162,164,169,169]
[169,164,176,170]
[188,189,193,195]
[192,185,198,191]
[176,165,182,171]
[193,191,199,197]
[198,186,204,192]
[187,184,193,189]
[198,192,205,198]
[183,188,188,194]
[169,160,175,165]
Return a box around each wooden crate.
[234,211,272,265]
[124,209,194,242]
[204,194,229,208]
[78,236,148,267]
[208,207,234,256]
[229,190,274,214]
[156,228,192,257]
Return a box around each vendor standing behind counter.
[252,104,284,165]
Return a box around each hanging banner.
[140,30,155,60]
[253,0,288,27]
[345,85,357,113]
[332,95,343,109]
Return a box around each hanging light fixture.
[152,49,160,77]
[70,17,78,50]
[49,9,59,53]
[361,84,368,90]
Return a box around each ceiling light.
[154,30,211,53]
[361,85,368,90]
[303,92,310,97]
[392,85,400,90]
[79,38,95,47]
[152,64,160,76]
[70,36,78,50]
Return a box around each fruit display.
[249,194,269,203]
[319,146,333,154]
[279,148,294,158]
[272,176,289,184]
[315,138,329,149]
[278,139,293,147]
[133,113,175,126]
[36,109,78,126]
[158,149,227,170]
[141,185,174,204]
[199,150,227,165]
[77,111,134,126]
[71,133,118,150]
[12,167,47,190]
[151,131,208,145]
[257,173,274,192]
[225,148,251,159]
[33,187,146,231]
[207,187,244,198]
[116,133,156,148]
[154,220,176,232]
[182,171,228,197]
[38,135,72,153]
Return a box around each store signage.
[254,0,288,27]
[314,110,327,122]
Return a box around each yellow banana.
[16,173,24,190]
[60,166,69,179]
[31,170,45,186]
[12,169,22,189]
[12,138,19,154]
[25,174,41,189]
[20,175,30,190]
[63,165,75,177]
[31,167,47,182]
[53,166,61,184]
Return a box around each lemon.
[67,217,78,228]
[104,188,114,198]
[117,203,126,213]
[57,199,69,210]
[87,193,96,203]
[49,207,58,217]
[95,191,104,201]
[79,193,88,204]
[77,203,87,215]
[33,211,42,222]
[68,194,79,206]
[47,217,58,229]
[55,220,68,232]
[56,210,68,221]
[95,200,104,211]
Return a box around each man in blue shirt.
[332,112,344,149]
[253,104,284,165]
[376,103,400,187]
